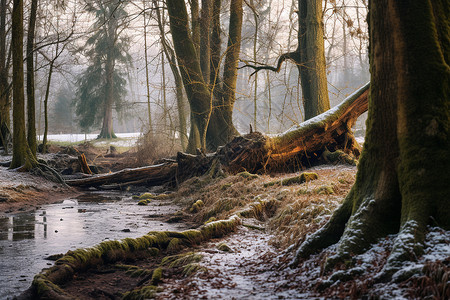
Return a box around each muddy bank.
[0,166,76,217]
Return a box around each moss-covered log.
[292,0,450,282]
[66,83,368,189]
[222,82,369,173]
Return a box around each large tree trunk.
[26,0,38,157]
[293,0,449,280]
[10,0,31,169]
[298,0,330,120]
[167,0,212,152]
[206,0,242,151]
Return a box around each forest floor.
[1,143,449,299]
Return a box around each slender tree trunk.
[210,0,222,87]
[200,0,211,85]
[293,0,450,280]
[297,0,330,120]
[191,0,200,55]
[143,1,153,135]
[42,59,54,153]
[154,2,187,151]
[98,18,117,139]
[0,0,10,150]
[26,0,38,157]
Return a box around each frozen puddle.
[0,191,185,299]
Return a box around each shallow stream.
[0,192,185,299]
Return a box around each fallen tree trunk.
[66,83,369,188]
[65,163,177,187]
[220,82,369,173]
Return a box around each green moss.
[315,185,334,195]
[33,274,71,298]
[138,199,151,205]
[137,192,154,199]
[237,171,259,180]
[264,172,318,187]
[204,217,217,224]
[167,238,182,252]
[122,285,158,300]
[161,252,203,268]
[182,263,207,276]
[190,199,204,213]
[217,242,233,252]
[151,267,163,285]
[148,247,160,256]
[179,229,203,245]
[201,216,241,239]
[323,149,358,166]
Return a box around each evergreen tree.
[74,0,130,139]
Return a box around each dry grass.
[135,131,182,165]
[173,165,357,249]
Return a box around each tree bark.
[206,0,242,151]
[292,0,450,280]
[10,0,35,169]
[26,0,38,157]
[98,10,117,139]
[297,0,330,120]
[0,0,10,151]
[210,0,222,87]
[167,0,211,152]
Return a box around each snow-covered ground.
[37,132,142,148]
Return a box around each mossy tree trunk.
[293,0,450,278]
[297,0,330,120]
[26,0,38,157]
[10,0,35,170]
[167,0,243,153]
[167,0,212,152]
[206,0,242,150]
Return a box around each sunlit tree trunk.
[206,0,242,150]
[293,0,450,279]
[297,0,330,120]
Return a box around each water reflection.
[0,192,186,299]
[0,214,36,241]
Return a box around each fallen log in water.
[66,82,369,189]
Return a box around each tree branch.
[239,51,300,77]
